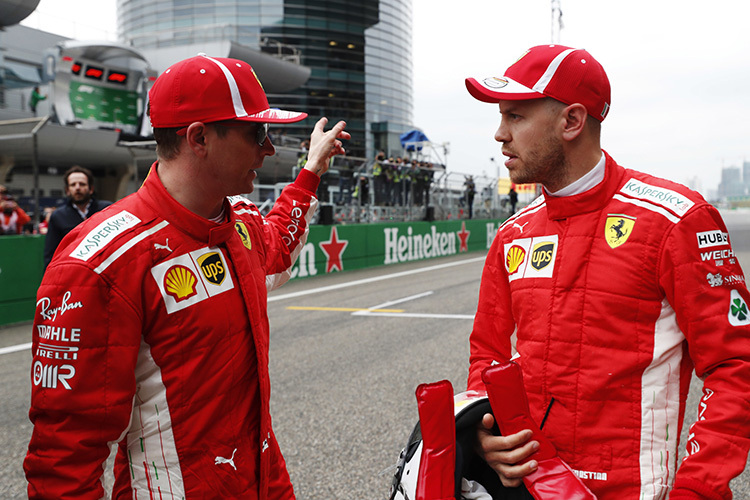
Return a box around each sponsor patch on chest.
[151,247,234,314]
[620,179,694,216]
[504,235,558,281]
[70,211,141,261]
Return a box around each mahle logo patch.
[605,214,636,249]
[197,252,226,285]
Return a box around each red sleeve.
[17,207,31,230]
[468,234,515,390]
[659,205,750,499]
[24,263,142,499]
[266,429,296,499]
[260,168,320,291]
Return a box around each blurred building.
[718,166,744,198]
[117,0,415,159]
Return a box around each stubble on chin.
[513,137,567,189]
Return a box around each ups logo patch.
[197,252,226,285]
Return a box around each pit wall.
[0,218,505,327]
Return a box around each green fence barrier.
[0,235,45,327]
[0,218,506,326]
[289,218,506,280]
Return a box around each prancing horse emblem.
[605,215,636,249]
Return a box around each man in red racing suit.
[465,45,750,499]
[24,54,350,499]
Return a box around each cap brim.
[465,77,545,103]
[243,108,308,123]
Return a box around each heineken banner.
[290,218,507,280]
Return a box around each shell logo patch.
[605,214,636,249]
[164,265,198,302]
[506,246,526,275]
[235,221,252,250]
[504,235,558,282]
[151,246,235,314]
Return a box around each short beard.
[511,135,567,190]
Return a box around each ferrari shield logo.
[605,215,636,249]
[234,221,252,250]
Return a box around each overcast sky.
[22,0,749,197]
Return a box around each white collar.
[547,153,606,197]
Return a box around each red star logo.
[457,221,470,252]
[319,226,348,273]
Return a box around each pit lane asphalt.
[1,211,749,499]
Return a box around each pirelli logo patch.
[151,247,234,314]
[620,179,694,216]
[504,235,558,282]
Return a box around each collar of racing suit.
[543,150,624,221]
[139,162,238,247]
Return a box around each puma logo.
[154,239,172,252]
[512,221,529,234]
[215,448,237,471]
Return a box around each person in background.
[25,53,349,500]
[465,44,750,499]
[43,166,111,270]
[29,86,47,116]
[464,175,476,218]
[508,186,518,213]
[1,197,31,235]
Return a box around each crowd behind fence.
[256,153,530,225]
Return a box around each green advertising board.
[0,235,44,326]
[70,81,139,126]
[0,219,505,326]
[288,218,506,280]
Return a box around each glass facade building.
[117,0,414,159]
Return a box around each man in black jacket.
[43,166,111,270]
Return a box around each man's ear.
[184,122,210,158]
[561,104,588,142]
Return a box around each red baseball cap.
[149,53,307,128]
[465,44,611,122]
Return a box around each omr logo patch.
[151,246,234,314]
[504,235,558,281]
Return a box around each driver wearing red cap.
[25,54,349,499]
[465,45,750,500]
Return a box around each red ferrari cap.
[149,53,307,128]
[466,44,611,122]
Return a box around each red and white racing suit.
[469,153,750,500]
[25,164,320,499]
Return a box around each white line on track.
[353,312,475,320]
[269,255,485,302]
[0,342,32,356]
[354,291,435,315]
